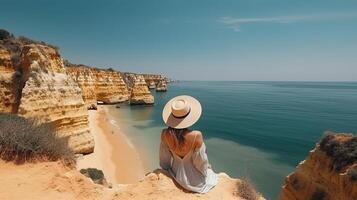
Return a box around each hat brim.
[162,95,202,129]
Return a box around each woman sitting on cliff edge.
[160,95,218,193]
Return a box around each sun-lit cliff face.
[0,48,18,113]
[0,37,94,154]
[279,133,357,200]
[17,44,94,154]
[156,79,167,92]
[67,66,129,106]
[142,74,164,87]
[66,66,97,109]
[124,73,154,105]
[92,69,129,104]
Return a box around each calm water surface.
[107,81,357,200]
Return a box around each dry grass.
[0,113,75,165]
[236,179,260,200]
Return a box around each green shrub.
[0,29,13,40]
[80,168,107,185]
[319,133,357,171]
[0,113,75,165]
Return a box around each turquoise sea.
[107,81,357,200]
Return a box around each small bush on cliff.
[235,179,260,200]
[80,168,107,185]
[0,113,75,165]
[320,132,357,171]
[0,29,14,40]
[18,36,60,51]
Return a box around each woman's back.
[161,128,202,158]
[160,128,218,193]
[160,95,218,193]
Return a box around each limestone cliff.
[124,73,154,105]
[0,48,18,113]
[92,69,129,104]
[156,79,167,92]
[66,65,97,109]
[17,44,94,154]
[279,133,357,200]
[142,74,164,87]
[0,33,94,154]
[67,65,129,105]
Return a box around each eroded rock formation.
[67,65,129,106]
[142,74,164,86]
[124,73,154,105]
[92,69,129,104]
[0,48,18,113]
[66,65,97,109]
[18,44,94,154]
[279,133,357,200]
[0,35,94,154]
[156,79,167,92]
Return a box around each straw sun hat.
[162,95,202,129]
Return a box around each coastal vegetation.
[236,179,260,200]
[0,113,75,165]
[320,132,357,171]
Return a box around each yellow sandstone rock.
[124,73,154,105]
[0,48,18,113]
[0,43,94,154]
[279,134,357,200]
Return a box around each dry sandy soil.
[0,159,259,200]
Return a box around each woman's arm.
[192,132,210,176]
[159,131,172,170]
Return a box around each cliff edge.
[0,160,264,200]
[279,133,357,200]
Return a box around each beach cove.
[97,81,357,199]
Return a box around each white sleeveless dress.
[159,135,218,193]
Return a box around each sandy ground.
[76,106,145,184]
[0,160,107,200]
[0,159,259,200]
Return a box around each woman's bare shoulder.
[190,130,203,149]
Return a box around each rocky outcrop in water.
[124,73,154,105]
[0,32,94,154]
[156,79,167,92]
[142,74,164,86]
[67,65,129,106]
[279,133,357,200]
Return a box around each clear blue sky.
[1,0,357,81]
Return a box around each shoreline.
[76,105,145,184]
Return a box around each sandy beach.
[77,106,145,184]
